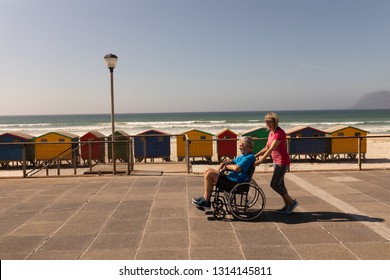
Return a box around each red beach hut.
[216,128,238,161]
[80,131,106,164]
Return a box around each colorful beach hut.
[134,130,171,162]
[0,132,35,166]
[176,129,214,162]
[34,131,79,163]
[108,130,131,162]
[241,126,269,154]
[285,126,330,160]
[216,128,238,161]
[80,131,106,164]
[325,125,368,159]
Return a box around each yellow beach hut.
[176,129,214,162]
[324,125,368,159]
[34,131,79,163]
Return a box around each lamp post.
[104,53,118,175]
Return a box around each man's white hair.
[241,136,254,149]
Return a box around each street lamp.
[104,53,118,175]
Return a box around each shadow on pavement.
[205,210,385,224]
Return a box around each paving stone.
[146,217,188,232]
[235,228,289,247]
[37,234,96,252]
[149,204,187,219]
[111,208,151,220]
[0,235,46,254]
[29,210,75,223]
[190,230,240,248]
[242,245,300,260]
[88,233,142,250]
[323,224,387,243]
[190,247,244,260]
[28,250,83,260]
[156,191,187,200]
[344,242,390,260]
[82,249,137,260]
[280,227,339,245]
[116,200,153,211]
[136,249,188,260]
[56,221,105,235]
[189,217,232,232]
[11,222,63,236]
[293,244,358,260]
[351,202,390,213]
[100,219,147,234]
[139,231,189,249]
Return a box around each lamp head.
[104,53,118,71]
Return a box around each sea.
[0,109,389,137]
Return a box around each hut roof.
[285,126,327,135]
[137,129,170,136]
[0,131,34,140]
[241,126,267,135]
[216,128,237,137]
[324,125,369,134]
[83,131,106,138]
[184,129,214,136]
[37,131,79,139]
[109,130,131,137]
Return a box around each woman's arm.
[255,139,281,165]
[255,146,268,158]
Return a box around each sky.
[1,0,390,115]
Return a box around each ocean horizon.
[1,109,389,137]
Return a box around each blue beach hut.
[0,132,35,165]
[285,126,330,160]
[134,129,171,162]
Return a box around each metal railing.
[0,139,134,178]
[186,135,390,174]
[0,135,389,177]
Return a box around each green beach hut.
[108,130,131,162]
[241,126,269,154]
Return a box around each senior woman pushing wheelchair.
[192,136,255,210]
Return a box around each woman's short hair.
[241,136,254,149]
[264,112,280,126]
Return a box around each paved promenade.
[0,170,389,260]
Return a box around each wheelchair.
[210,165,266,221]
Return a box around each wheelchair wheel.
[228,182,266,221]
[212,198,224,210]
[213,208,226,220]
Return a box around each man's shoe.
[285,200,299,215]
[192,197,211,210]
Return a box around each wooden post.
[358,136,362,171]
[185,138,191,174]
[22,144,27,178]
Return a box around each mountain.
[350,91,390,109]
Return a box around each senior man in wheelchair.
[192,136,256,210]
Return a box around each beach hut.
[176,129,214,162]
[34,131,79,163]
[134,130,171,162]
[285,126,330,160]
[325,125,368,159]
[216,128,238,161]
[108,130,131,162]
[80,131,106,164]
[241,126,270,154]
[0,132,35,166]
